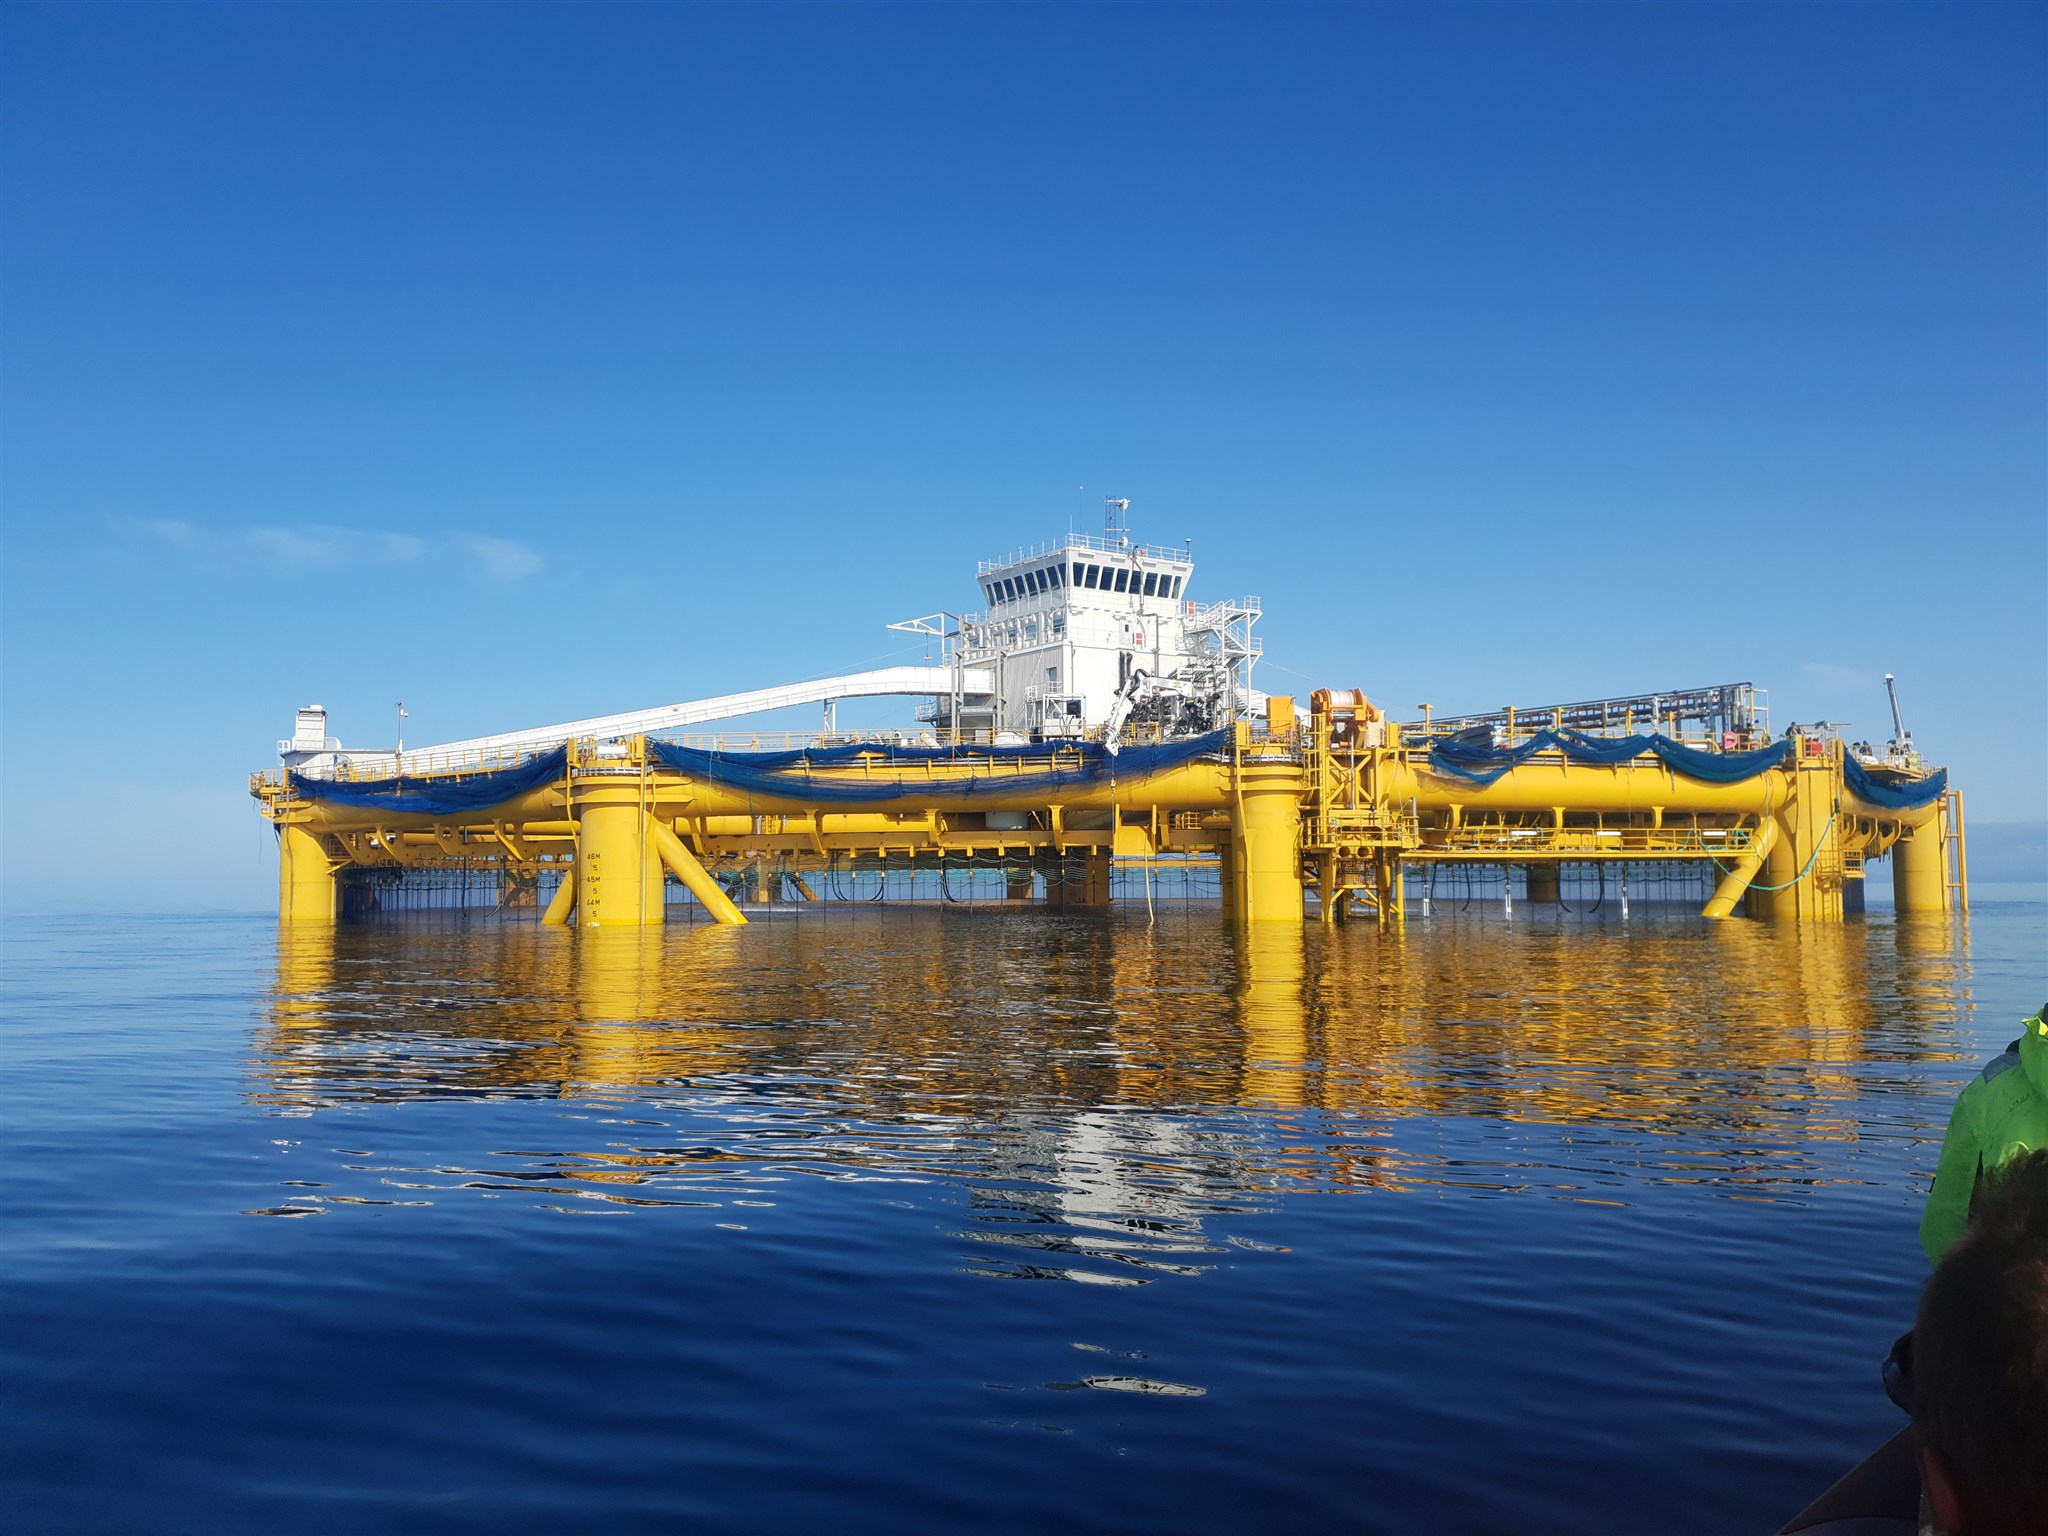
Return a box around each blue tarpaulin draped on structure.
[647,730,1232,805]
[1427,730,1792,789]
[288,746,569,815]
[1843,754,1949,811]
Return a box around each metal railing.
[1419,824,1759,857]
[1403,683,1768,749]
[979,532,1194,572]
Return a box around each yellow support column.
[1231,746,1304,924]
[278,823,338,923]
[576,782,666,928]
[1892,815,1947,913]
[1754,814,1799,920]
[1751,746,1842,922]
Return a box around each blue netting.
[647,731,1232,805]
[288,746,569,815]
[1427,730,1791,788]
[1843,753,1949,811]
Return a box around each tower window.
[1113,569,1129,593]
[1142,572,1158,596]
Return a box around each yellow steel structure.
[251,690,1959,928]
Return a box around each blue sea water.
[3,901,2042,1534]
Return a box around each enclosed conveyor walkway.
[409,666,997,773]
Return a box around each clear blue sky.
[4,2,2043,911]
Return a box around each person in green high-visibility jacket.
[1919,1002,2048,1263]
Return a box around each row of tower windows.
[981,562,1185,607]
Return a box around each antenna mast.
[1884,673,1912,750]
[1104,496,1130,547]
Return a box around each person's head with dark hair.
[1912,1146,2048,1535]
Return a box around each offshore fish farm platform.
[252,504,1965,928]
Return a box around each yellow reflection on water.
[255,910,1971,1202]
[1238,925,1308,1110]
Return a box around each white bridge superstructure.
[279,502,1264,774]
[937,521,1263,739]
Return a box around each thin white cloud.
[460,535,543,582]
[135,517,204,547]
[116,516,537,581]
[245,525,345,563]
[245,525,429,565]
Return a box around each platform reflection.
[255,909,1969,1226]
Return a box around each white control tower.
[932,499,1263,739]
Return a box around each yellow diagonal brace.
[542,864,578,926]
[1702,817,1777,920]
[650,820,748,925]
[493,822,535,862]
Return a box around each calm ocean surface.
[4,900,2043,1534]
